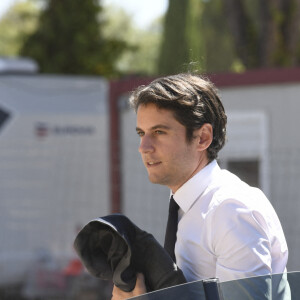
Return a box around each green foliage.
[157,0,204,75]
[20,0,129,77]
[201,0,238,73]
[115,23,162,76]
[223,0,300,69]
[101,5,163,76]
[5,0,299,76]
[157,0,239,75]
[158,0,300,75]
[0,0,39,56]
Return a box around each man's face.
[136,103,205,193]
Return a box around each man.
[111,73,288,299]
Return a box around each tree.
[20,0,129,77]
[158,0,300,75]
[101,4,163,76]
[223,0,300,68]
[0,0,39,56]
[201,0,239,73]
[157,0,204,75]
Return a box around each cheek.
[180,144,199,165]
[169,145,194,165]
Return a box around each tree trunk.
[223,0,300,68]
[280,0,300,65]
[222,0,258,68]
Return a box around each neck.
[171,155,210,193]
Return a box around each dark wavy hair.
[129,73,227,161]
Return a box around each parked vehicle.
[0,74,110,298]
[133,272,299,300]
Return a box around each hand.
[111,273,146,300]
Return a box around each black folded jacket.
[73,213,186,292]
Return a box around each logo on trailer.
[35,123,49,138]
[35,122,96,138]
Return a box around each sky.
[0,0,168,28]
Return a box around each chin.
[148,175,168,186]
[148,177,160,184]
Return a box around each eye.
[154,130,165,135]
[136,130,144,137]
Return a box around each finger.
[135,273,146,293]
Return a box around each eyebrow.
[136,124,171,132]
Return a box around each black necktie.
[164,195,179,262]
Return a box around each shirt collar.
[172,160,220,213]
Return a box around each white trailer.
[0,75,110,290]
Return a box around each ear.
[194,123,213,151]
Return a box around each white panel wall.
[0,75,109,285]
[219,111,269,195]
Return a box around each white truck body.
[0,75,110,287]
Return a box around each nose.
[138,135,154,153]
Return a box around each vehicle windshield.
[129,271,299,300]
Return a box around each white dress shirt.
[173,160,288,283]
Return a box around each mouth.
[146,161,161,167]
